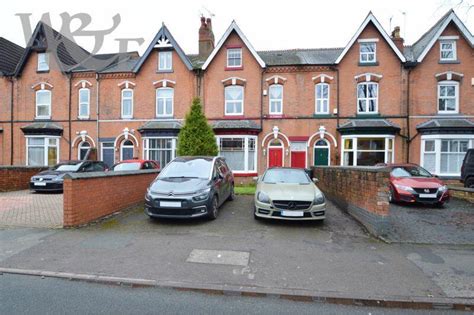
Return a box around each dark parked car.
[461,149,474,188]
[145,156,234,220]
[30,160,108,192]
[386,163,450,206]
[111,159,160,171]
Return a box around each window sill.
[156,69,174,73]
[78,116,90,120]
[224,114,245,118]
[36,70,50,73]
[121,117,134,120]
[438,60,460,64]
[225,66,243,71]
[437,111,460,115]
[358,62,379,67]
[356,113,380,117]
[35,117,51,120]
[267,114,284,118]
[313,113,332,118]
[156,115,174,119]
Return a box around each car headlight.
[313,192,325,205]
[438,185,448,192]
[394,184,416,193]
[257,191,270,204]
[192,188,211,202]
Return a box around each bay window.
[421,136,472,176]
[26,137,59,166]
[143,138,177,169]
[357,82,378,113]
[217,136,257,173]
[36,90,51,119]
[315,83,329,114]
[341,136,394,166]
[269,84,283,114]
[156,88,174,117]
[438,82,458,113]
[225,85,244,115]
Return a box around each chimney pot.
[198,17,215,59]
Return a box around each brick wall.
[312,166,391,236]
[63,169,159,227]
[0,166,47,192]
[449,186,474,204]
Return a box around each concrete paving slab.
[187,249,250,266]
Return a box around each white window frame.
[340,135,395,166]
[78,141,91,160]
[440,40,456,61]
[121,88,134,119]
[100,142,115,166]
[227,48,242,68]
[420,135,473,176]
[224,85,244,116]
[158,51,172,71]
[78,88,90,119]
[216,135,257,174]
[142,137,177,168]
[269,84,283,115]
[315,83,330,114]
[25,136,60,166]
[357,82,378,114]
[359,42,376,63]
[120,140,135,161]
[35,89,52,119]
[437,81,459,114]
[37,52,49,71]
[156,87,174,117]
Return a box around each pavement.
[0,195,473,307]
[387,199,474,244]
[0,190,63,228]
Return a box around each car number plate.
[160,201,181,208]
[281,210,303,217]
[419,193,437,198]
[34,182,47,186]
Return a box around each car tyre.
[208,195,219,220]
[228,184,235,201]
[465,178,474,189]
[388,187,395,203]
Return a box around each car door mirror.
[312,178,319,183]
[253,176,259,182]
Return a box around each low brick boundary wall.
[63,170,159,227]
[449,186,474,204]
[312,166,391,237]
[0,166,48,192]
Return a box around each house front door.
[268,147,283,168]
[291,151,306,168]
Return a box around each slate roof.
[0,37,24,75]
[258,48,343,66]
[417,118,474,129]
[338,119,400,134]
[212,120,261,130]
[137,120,183,131]
[20,122,63,135]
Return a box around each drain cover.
[186,249,250,266]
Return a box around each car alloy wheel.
[466,178,474,189]
[208,195,219,220]
[228,184,235,201]
[388,188,394,203]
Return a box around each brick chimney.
[199,16,215,59]
[391,26,405,52]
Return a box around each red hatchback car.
[111,159,160,171]
[385,163,450,206]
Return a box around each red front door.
[268,148,283,167]
[291,151,306,168]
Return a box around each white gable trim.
[335,13,406,64]
[416,11,474,63]
[202,21,265,70]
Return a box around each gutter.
[8,76,14,165]
[67,73,72,160]
[406,68,411,163]
[96,73,100,158]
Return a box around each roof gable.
[335,12,406,64]
[0,37,24,75]
[132,24,193,72]
[202,21,265,70]
[411,10,474,63]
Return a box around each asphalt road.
[0,274,465,315]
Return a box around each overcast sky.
[1,0,472,55]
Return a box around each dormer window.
[37,53,49,71]
[158,51,172,71]
[227,48,242,68]
[359,42,376,63]
[440,40,456,61]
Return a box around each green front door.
[314,147,329,166]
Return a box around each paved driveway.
[386,198,474,245]
[0,190,63,228]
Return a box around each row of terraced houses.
[0,10,473,181]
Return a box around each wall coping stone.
[448,186,474,193]
[0,166,48,170]
[65,169,159,180]
[313,166,390,173]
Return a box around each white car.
[254,168,326,221]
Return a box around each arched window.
[120,140,134,161]
[156,87,174,117]
[78,141,91,160]
[357,82,378,113]
[36,89,52,119]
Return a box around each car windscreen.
[112,162,141,171]
[159,159,212,179]
[391,166,432,178]
[55,163,82,172]
[262,169,310,184]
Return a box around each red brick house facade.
[0,11,472,179]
